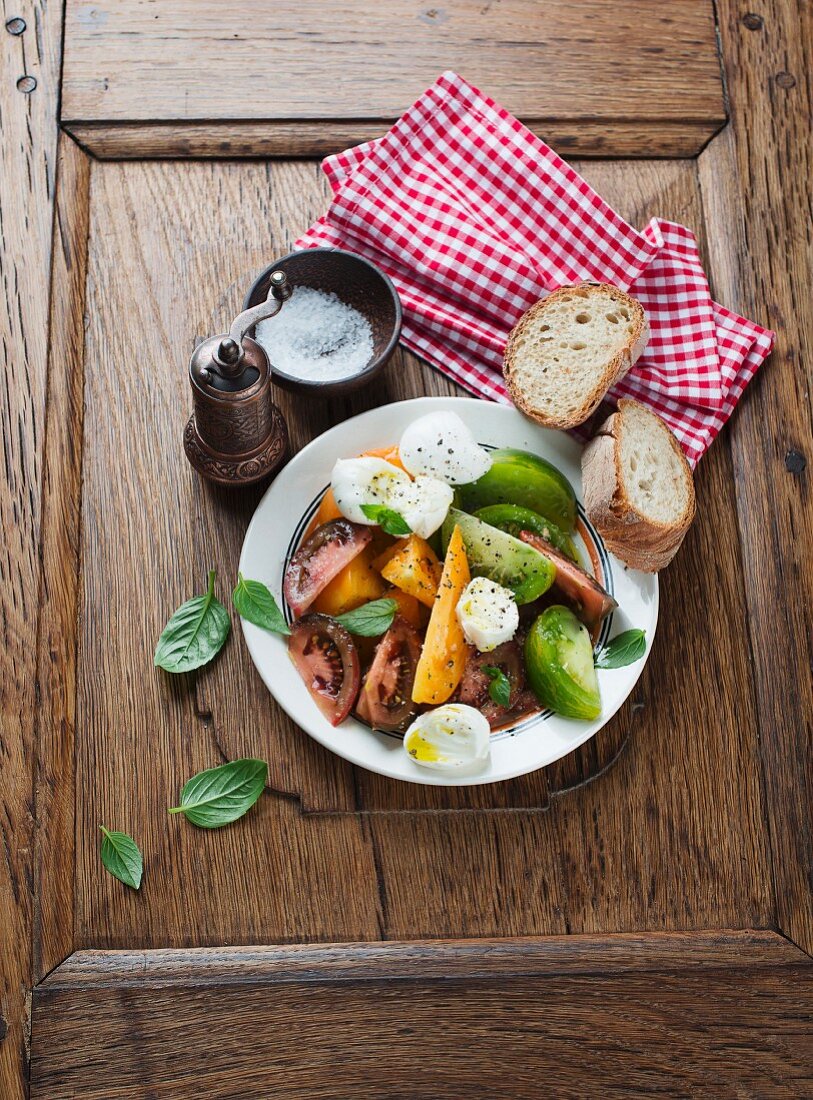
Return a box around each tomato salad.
[283,411,617,775]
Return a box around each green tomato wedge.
[441,508,555,605]
[455,448,577,531]
[525,606,601,721]
[473,503,579,563]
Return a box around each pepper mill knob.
[183,271,290,486]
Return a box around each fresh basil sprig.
[336,597,398,637]
[154,569,230,673]
[169,758,268,828]
[99,826,143,890]
[482,665,512,707]
[233,573,290,635]
[360,504,411,537]
[594,629,647,669]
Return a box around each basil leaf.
[360,504,411,536]
[99,826,142,890]
[233,573,290,635]
[336,597,398,637]
[154,569,231,673]
[482,665,511,707]
[594,629,647,669]
[169,758,268,828]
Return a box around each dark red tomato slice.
[458,639,533,729]
[288,614,361,726]
[284,519,372,617]
[356,617,422,733]
[518,531,617,633]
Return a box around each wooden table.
[3,1,812,1095]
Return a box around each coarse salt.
[254,286,374,382]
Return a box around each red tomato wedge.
[284,519,372,617]
[457,639,539,730]
[518,531,617,632]
[288,614,361,726]
[356,616,422,733]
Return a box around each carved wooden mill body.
[184,269,291,486]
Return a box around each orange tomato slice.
[379,535,443,609]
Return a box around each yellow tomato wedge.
[371,538,406,573]
[384,587,427,631]
[411,525,470,705]
[311,545,386,617]
[379,534,443,608]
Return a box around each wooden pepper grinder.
[184,270,291,486]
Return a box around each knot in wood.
[16,74,37,93]
[774,71,797,89]
[784,449,806,475]
[741,12,764,30]
[5,16,26,34]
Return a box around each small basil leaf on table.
[233,573,290,635]
[336,597,398,637]
[594,629,647,669]
[99,826,143,890]
[482,665,512,707]
[169,758,268,828]
[360,504,412,537]
[154,569,230,673]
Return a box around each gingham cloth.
[296,72,774,466]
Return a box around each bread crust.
[503,283,650,430]
[581,399,696,573]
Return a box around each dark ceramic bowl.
[243,248,402,396]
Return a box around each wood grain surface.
[33,136,90,981]
[60,0,726,158]
[65,116,726,163]
[0,2,63,1096]
[1,0,811,1095]
[30,932,813,1099]
[698,0,813,958]
[37,928,805,985]
[66,156,774,954]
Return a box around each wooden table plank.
[35,928,808,983]
[33,134,90,982]
[0,2,65,1096]
[61,0,726,158]
[31,932,813,1099]
[698,0,813,956]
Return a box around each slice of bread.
[581,398,695,572]
[503,284,650,429]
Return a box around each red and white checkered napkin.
[295,72,774,466]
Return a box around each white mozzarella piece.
[330,457,414,525]
[456,577,519,652]
[403,704,491,773]
[331,457,452,538]
[401,475,454,539]
[399,411,492,485]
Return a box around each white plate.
[239,397,658,786]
